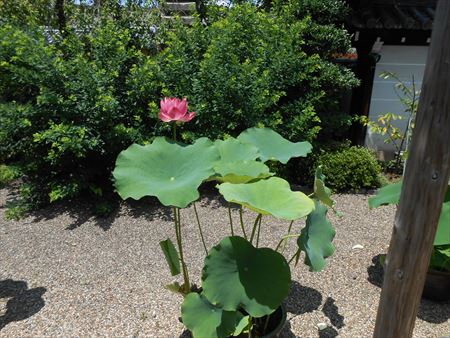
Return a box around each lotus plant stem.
[281,220,294,253]
[193,202,208,255]
[173,207,190,293]
[239,206,247,239]
[249,214,262,244]
[255,215,262,248]
[172,122,177,141]
[288,251,297,265]
[227,204,234,236]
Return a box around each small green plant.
[369,181,450,272]
[0,164,21,187]
[112,97,337,337]
[316,146,382,192]
[360,71,420,173]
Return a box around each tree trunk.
[373,1,450,337]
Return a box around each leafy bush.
[0,164,21,187]
[0,0,357,211]
[316,146,382,192]
[153,3,357,142]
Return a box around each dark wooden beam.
[373,1,450,337]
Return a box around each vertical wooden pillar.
[373,1,450,337]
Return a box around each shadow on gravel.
[2,184,174,230]
[318,326,339,338]
[285,281,322,315]
[0,279,46,331]
[322,297,345,329]
[367,254,384,288]
[417,299,450,324]
[179,329,192,338]
[368,254,450,324]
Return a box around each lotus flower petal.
[159,97,195,123]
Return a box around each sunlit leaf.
[238,127,312,164]
[218,177,314,220]
[113,137,219,208]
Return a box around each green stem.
[193,202,208,255]
[173,207,190,294]
[288,249,300,265]
[248,316,253,338]
[228,204,234,236]
[281,220,294,253]
[239,206,247,239]
[255,215,262,248]
[275,233,300,252]
[249,214,262,244]
[172,122,177,141]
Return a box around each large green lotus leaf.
[212,160,273,184]
[218,177,314,220]
[369,181,450,245]
[113,137,219,208]
[181,292,243,338]
[214,138,260,162]
[368,180,402,209]
[297,201,336,272]
[238,127,312,164]
[202,236,291,317]
[314,166,334,208]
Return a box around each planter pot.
[260,304,287,338]
[422,269,450,302]
[235,304,287,338]
[379,255,450,302]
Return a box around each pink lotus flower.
[159,97,196,123]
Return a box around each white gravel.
[0,186,449,337]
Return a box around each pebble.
[352,244,364,249]
[317,322,328,330]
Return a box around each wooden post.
[373,1,450,337]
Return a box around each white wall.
[365,45,428,159]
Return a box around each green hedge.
[317,146,382,192]
[0,0,358,211]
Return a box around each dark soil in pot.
[422,269,450,302]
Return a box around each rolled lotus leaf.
[202,236,291,317]
[113,137,219,208]
[218,177,314,220]
[238,127,312,163]
[297,200,336,272]
[181,292,244,338]
[314,166,334,208]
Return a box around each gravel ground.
[0,185,449,338]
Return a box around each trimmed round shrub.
[317,146,382,192]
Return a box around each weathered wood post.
[373,1,450,337]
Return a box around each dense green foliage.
[0,164,20,187]
[0,0,357,211]
[316,146,382,192]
